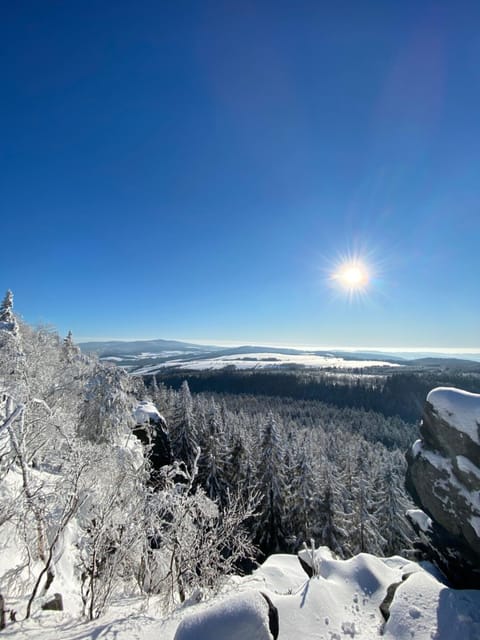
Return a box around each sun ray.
[332,260,370,292]
[325,246,381,303]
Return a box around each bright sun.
[332,260,370,293]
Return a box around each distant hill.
[402,356,480,370]
[78,338,212,357]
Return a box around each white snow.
[406,509,432,533]
[427,387,480,444]
[246,553,309,594]
[138,351,187,357]
[2,548,480,639]
[173,590,273,640]
[133,352,401,375]
[383,570,480,639]
[411,439,423,458]
[456,455,480,481]
[133,400,162,424]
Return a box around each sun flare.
[331,260,370,294]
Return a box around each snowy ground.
[133,352,401,375]
[3,549,480,639]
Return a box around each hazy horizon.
[77,334,480,356]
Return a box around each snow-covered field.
[133,352,401,375]
[3,549,480,639]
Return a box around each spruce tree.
[198,399,229,506]
[0,290,18,336]
[317,463,350,557]
[62,330,80,363]
[0,290,14,324]
[348,446,385,555]
[170,381,198,472]
[253,412,287,555]
[376,458,412,555]
[79,364,135,444]
[288,435,318,547]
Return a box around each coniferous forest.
[150,378,415,559]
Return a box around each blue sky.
[1,1,479,348]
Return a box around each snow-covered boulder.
[132,401,172,472]
[406,387,480,587]
[383,569,480,640]
[133,400,166,427]
[173,590,279,640]
[421,388,480,467]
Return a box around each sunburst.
[327,250,377,301]
[333,260,370,292]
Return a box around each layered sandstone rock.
[406,387,480,587]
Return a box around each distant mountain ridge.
[78,338,480,373]
[78,338,212,357]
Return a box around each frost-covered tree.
[170,381,198,472]
[376,456,412,555]
[0,290,23,400]
[62,330,81,363]
[287,435,319,547]
[0,290,16,329]
[198,399,229,506]
[253,412,287,556]
[77,441,147,619]
[150,378,175,423]
[317,463,350,557]
[79,364,135,444]
[345,444,386,556]
[225,418,257,504]
[144,454,255,611]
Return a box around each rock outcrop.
[133,401,173,473]
[406,387,480,587]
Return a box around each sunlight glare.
[332,260,370,294]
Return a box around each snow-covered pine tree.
[376,454,412,555]
[78,364,136,444]
[253,412,287,556]
[0,290,16,329]
[0,290,23,401]
[154,380,175,418]
[62,330,81,363]
[287,433,318,548]
[317,462,350,557]
[348,444,385,555]
[198,399,229,506]
[170,381,198,472]
[225,416,257,505]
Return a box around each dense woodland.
[156,368,480,423]
[0,290,447,620]
[149,379,414,560]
